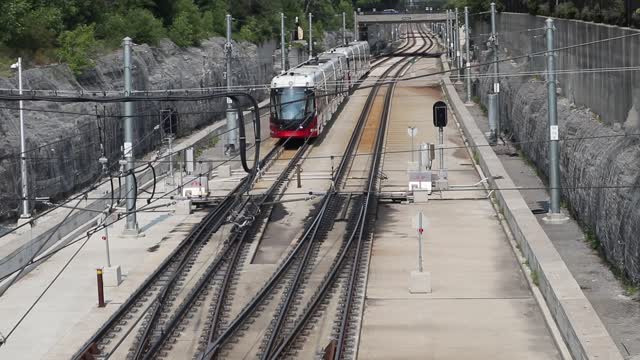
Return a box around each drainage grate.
[531,200,549,215]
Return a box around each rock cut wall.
[473,14,640,284]
[0,38,273,219]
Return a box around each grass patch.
[585,229,600,251]
[531,270,540,287]
[624,284,639,297]
[473,150,480,165]
[0,55,15,78]
[479,103,488,116]
[580,226,640,298]
[595,114,603,123]
[471,96,488,115]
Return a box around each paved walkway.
[357,57,562,359]
[456,83,640,359]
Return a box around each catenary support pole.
[280,13,286,72]
[490,2,501,137]
[342,12,347,45]
[455,8,462,82]
[225,14,238,156]
[122,37,138,234]
[354,11,358,41]
[488,93,498,144]
[452,10,458,68]
[546,18,563,218]
[308,13,313,60]
[16,58,30,219]
[465,7,472,103]
[445,11,451,63]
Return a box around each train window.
[271,88,315,122]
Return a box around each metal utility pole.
[452,10,458,67]
[448,11,454,64]
[342,12,347,45]
[123,37,139,234]
[464,7,471,103]
[490,2,501,136]
[103,210,112,268]
[225,14,238,156]
[354,11,358,41]
[546,18,563,218]
[280,13,287,72]
[11,58,30,219]
[445,10,451,62]
[455,8,462,82]
[308,13,313,59]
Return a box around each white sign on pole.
[407,127,418,137]
[123,142,133,158]
[550,125,559,141]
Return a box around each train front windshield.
[271,88,314,124]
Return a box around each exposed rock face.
[476,48,640,285]
[0,37,274,219]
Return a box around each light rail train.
[269,41,371,138]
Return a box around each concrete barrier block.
[174,199,192,215]
[103,265,122,287]
[409,271,432,294]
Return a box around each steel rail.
[73,141,282,360]
[204,141,311,346]
[195,29,418,360]
[139,140,310,360]
[258,25,422,360]
[335,27,435,360]
[266,27,435,360]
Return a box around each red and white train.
[270,41,371,139]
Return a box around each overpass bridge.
[357,12,447,24]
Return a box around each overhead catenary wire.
[2,29,635,347]
[0,30,637,99]
[0,109,264,239]
[8,131,637,167]
[1,30,637,235]
[0,132,274,344]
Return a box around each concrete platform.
[0,102,277,359]
[357,56,562,359]
[456,77,640,357]
[0,190,204,359]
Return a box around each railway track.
[75,25,435,360]
[264,26,435,360]
[73,139,305,360]
[191,26,435,360]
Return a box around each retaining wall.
[441,55,624,360]
[473,13,640,285]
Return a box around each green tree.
[3,5,64,50]
[56,24,98,74]
[554,1,579,19]
[169,13,195,47]
[99,7,165,47]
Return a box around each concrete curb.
[440,55,623,360]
